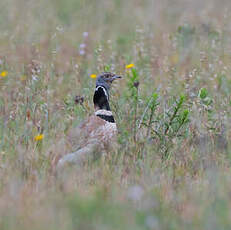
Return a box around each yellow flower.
[170,53,179,65]
[34,134,44,141]
[126,64,135,69]
[20,75,27,81]
[0,71,8,77]
[90,74,97,79]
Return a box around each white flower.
[83,32,88,38]
[79,50,85,56]
[32,74,38,81]
[56,26,64,32]
[79,43,86,49]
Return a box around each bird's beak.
[111,75,122,81]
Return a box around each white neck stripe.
[95,110,113,116]
[95,86,108,100]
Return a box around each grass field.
[0,0,231,229]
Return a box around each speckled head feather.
[96,72,121,90]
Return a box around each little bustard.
[56,72,121,169]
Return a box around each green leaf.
[179,94,185,105]
[104,65,111,72]
[199,88,208,99]
[152,93,158,100]
[181,109,189,123]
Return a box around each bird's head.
[94,72,121,111]
[96,72,121,90]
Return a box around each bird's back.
[67,113,117,151]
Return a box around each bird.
[55,72,121,169]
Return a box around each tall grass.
[0,0,231,229]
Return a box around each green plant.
[127,67,139,144]
[141,94,190,160]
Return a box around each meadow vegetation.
[0,0,231,229]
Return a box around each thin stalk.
[164,97,184,135]
[138,97,153,129]
[146,108,154,138]
[133,88,138,144]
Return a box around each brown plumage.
[54,72,121,170]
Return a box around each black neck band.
[97,114,115,123]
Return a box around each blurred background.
[0,0,231,229]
